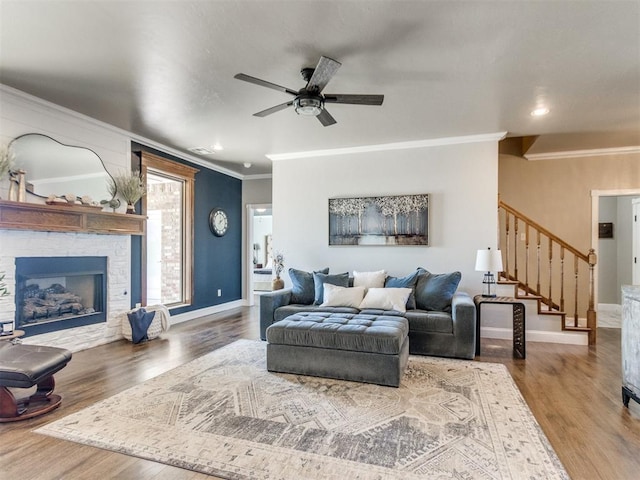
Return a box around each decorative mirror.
[8,133,115,203]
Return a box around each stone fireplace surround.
[0,229,130,350]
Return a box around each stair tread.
[563,325,592,332]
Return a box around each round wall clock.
[209,208,228,237]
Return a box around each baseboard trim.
[170,300,245,325]
[481,326,589,346]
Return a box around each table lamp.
[475,247,503,297]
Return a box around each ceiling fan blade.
[317,108,337,127]
[234,73,298,96]
[254,101,294,117]
[324,94,384,105]
[306,56,341,93]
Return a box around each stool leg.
[31,375,55,402]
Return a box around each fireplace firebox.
[15,257,107,335]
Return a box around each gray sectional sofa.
[260,268,477,360]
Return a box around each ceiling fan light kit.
[294,96,323,116]
[234,55,384,127]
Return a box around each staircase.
[498,200,597,345]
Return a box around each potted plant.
[0,144,13,199]
[107,170,146,214]
[272,251,285,290]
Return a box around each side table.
[0,330,25,343]
[473,296,526,359]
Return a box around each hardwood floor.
[1,307,639,479]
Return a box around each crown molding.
[266,131,508,161]
[525,146,640,161]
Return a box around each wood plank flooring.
[1,306,639,479]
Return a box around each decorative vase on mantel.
[272,276,284,291]
[126,203,136,214]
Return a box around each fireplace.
[15,256,107,335]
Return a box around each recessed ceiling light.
[212,143,224,151]
[531,107,550,117]
[243,162,252,168]
[188,147,215,155]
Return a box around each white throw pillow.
[321,284,366,308]
[353,270,387,290]
[359,287,412,313]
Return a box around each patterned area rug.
[37,339,568,479]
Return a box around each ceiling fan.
[234,56,384,127]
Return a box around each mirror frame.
[7,133,115,202]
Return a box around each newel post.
[587,248,597,345]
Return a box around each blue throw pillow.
[289,267,329,304]
[385,270,421,309]
[313,272,350,305]
[415,270,461,312]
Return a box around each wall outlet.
[217,289,222,297]
[520,232,526,241]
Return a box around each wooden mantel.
[0,200,145,235]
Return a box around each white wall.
[598,197,618,303]
[272,138,500,294]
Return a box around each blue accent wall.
[131,143,242,315]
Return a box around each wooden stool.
[0,342,72,422]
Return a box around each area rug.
[36,339,568,479]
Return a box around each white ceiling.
[1,1,638,175]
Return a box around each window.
[139,152,198,308]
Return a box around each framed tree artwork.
[329,194,429,246]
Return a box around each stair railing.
[498,201,597,344]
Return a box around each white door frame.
[633,198,640,285]
[591,188,640,307]
[246,203,272,306]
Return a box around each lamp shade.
[475,249,503,272]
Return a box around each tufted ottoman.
[266,312,409,387]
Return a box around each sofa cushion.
[289,267,329,304]
[404,310,454,334]
[415,270,461,312]
[313,272,350,304]
[353,270,386,290]
[385,270,421,309]
[359,287,412,313]
[266,312,408,355]
[320,284,366,308]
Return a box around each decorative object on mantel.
[272,251,285,290]
[8,169,27,202]
[107,170,146,214]
[45,193,102,209]
[100,197,121,212]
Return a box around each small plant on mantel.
[0,144,14,196]
[107,170,146,214]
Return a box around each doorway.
[591,189,640,326]
[246,203,272,306]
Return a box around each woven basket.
[121,306,168,341]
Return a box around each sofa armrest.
[260,289,293,340]
[451,292,477,359]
